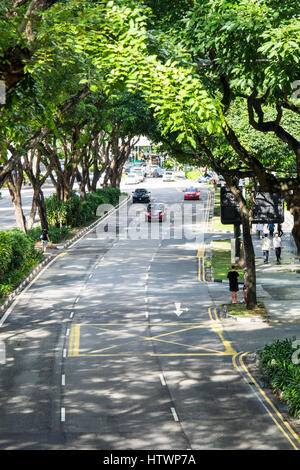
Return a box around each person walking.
[260,233,271,263]
[40,227,50,253]
[273,232,282,264]
[267,223,274,237]
[277,223,283,237]
[227,265,239,303]
[243,267,248,303]
[256,223,264,239]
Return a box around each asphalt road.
[0,178,298,450]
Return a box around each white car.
[131,169,144,182]
[163,170,175,181]
[124,173,139,185]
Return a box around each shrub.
[185,170,201,180]
[258,338,300,418]
[0,231,13,275]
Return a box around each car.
[132,188,151,203]
[197,175,210,183]
[131,169,144,182]
[145,203,167,222]
[124,173,139,185]
[183,187,200,200]
[152,167,164,178]
[163,170,175,181]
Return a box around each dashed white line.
[171,407,179,422]
[63,349,67,358]
[61,407,65,422]
[160,374,166,386]
[66,328,70,337]
[61,374,65,386]
[70,311,74,319]
[75,297,79,303]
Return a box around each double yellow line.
[233,352,300,450]
[207,307,300,450]
[197,189,213,282]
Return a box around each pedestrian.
[260,233,271,263]
[273,232,282,264]
[243,267,248,303]
[277,223,283,237]
[40,227,50,253]
[227,265,239,303]
[256,223,264,239]
[267,223,274,237]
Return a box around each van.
[163,170,174,182]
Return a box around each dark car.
[145,203,167,222]
[132,188,151,203]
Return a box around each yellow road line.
[68,324,80,357]
[208,307,237,355]
[233,352,300,450]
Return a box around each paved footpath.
[207,210,300,352]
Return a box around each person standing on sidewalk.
[227,265,239,303]
[260,233,271,263]
[273,232,282,264]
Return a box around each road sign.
[220,187,284,224]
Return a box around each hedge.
[258,338,300,418]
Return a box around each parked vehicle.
[132,188,151,203]
[145,203,167,222]
[197,175,211,183]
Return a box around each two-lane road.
[0,178,298,449]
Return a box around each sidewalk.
[207,211,300,323]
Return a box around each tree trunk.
[7,179,27,232]
[288,189,300,260]
[6,164,27,232]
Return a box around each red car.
[145,203,167,222]
[183,187,200,200]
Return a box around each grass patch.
[211,239,243,280]
[212,188,233,232]
[227,301,268,318]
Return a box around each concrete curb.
[0,195,130,319]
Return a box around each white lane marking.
[63,349,67,358]
[66,328,70,337]
[75,297,79,303]
[171,407,179,422]
[160,374,166,386]
[61,408,65,422]
[145,298,148,303]
[70,312,74,319]
[145,312,149,320]
[61,375,65,386]
[89,274,93,279]
[147,265,151,271]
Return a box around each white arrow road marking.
[174,303,189,317]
